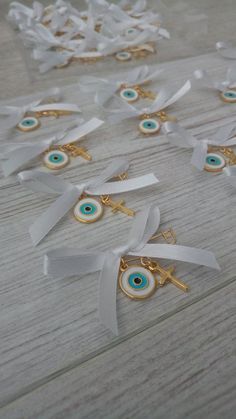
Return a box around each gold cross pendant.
[155,263,189,292]
[100,195,135,217]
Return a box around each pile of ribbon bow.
[8,0,170,72]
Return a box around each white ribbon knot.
[18,158,159,246]
[163,121,236,170]
[44,204,220,335]
[79,65,163,105]
[0,117,104,176]
[103,80,191,125]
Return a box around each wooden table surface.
[0,1,236,418]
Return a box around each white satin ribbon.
[163,121,236,170]
[0,118,104,176]
[0,88,81,133]
[18,159,159,246]
[193,68,236,92]
[216,42,236,59]
[223,166,236,187]
[105,80,191,124]
[44,204,220,335]
[8,1,44,28]
[79,65,163,105]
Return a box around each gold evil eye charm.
[220,90,236,103]
[119,266,157,300]
[139,118,160,134]
[17,116,40,132]
[120,88,138,102]
[43,150,69,170]
[204,153,226,172]
[115,51,131,61]
[73,197,104,223]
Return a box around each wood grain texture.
[1,281,236,419]
[0,0,236,417]
[0,53,235,411]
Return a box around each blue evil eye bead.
[73,197,104,223]
[125,28,139,37]
[115,51,131,61]
[220,90,236,103]
[204,153,226,172]
[43,150,69,170]
[17,116,40,132]
[120,88,138,102]
[139,118,160,134]
[119,266,156,299]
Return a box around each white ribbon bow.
[104,80,191,124]
[0,87,81,133]
[163,121,236,170]
[44,204,220,335]
[0,118,104,176]
[223,166,236,188]
[79,65,163,105]
[18,159,159,246]
[216,42,236,60]
[193,68,236,92]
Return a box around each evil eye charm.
[120,88,138,102]
[204,153,226,172]
[220,90,236,103]
[73,197,103,223]
[43,150,69,170]
[125,28,139,38]
[119,266,157,300]
[17,116,40,132]
[139,118,160,134]
[115,51,131,61]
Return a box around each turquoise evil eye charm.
[220,90,236,103]
[17,116,40,132]
[115,51,131,61]
[125,28,139,37]
[204,153,226,172]
[73,197,103,223]
[43,150,69,170]
[119,266,156,299]
[120,88,138,102]
[139,118,160,134]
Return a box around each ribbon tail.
[1,144,47,176]
[98,254,121,335]
[44,249,104,278]
[223,166,236,188]
[191,142,208,170]
[30,188,79,246]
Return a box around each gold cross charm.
[100,195,135,216]
[156,263,189,292]
[61,144,92,161]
